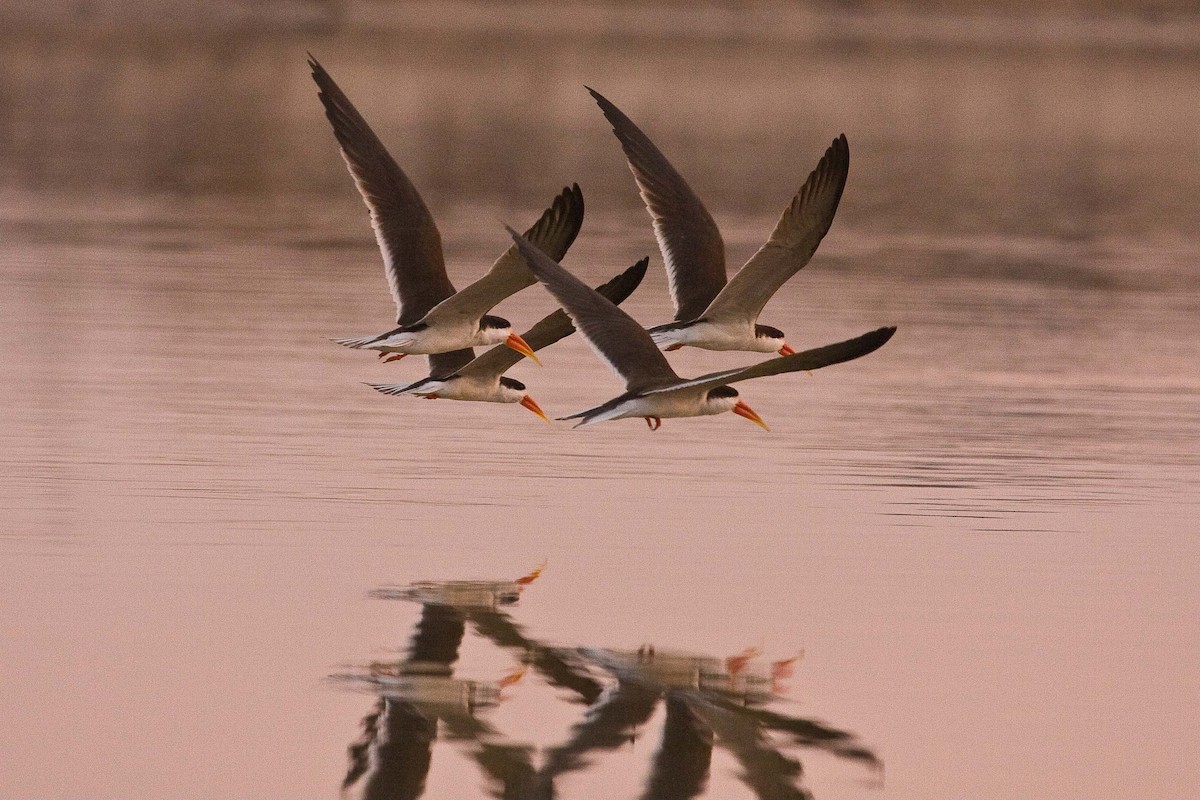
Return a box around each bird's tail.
[647,321,689,351]
[330,335,380,349]
[555,403,624,428]
[367,380,432,397]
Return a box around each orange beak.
[516,560,546,586]
[498,665,526,690]
[778,343,796,356]
[732,400,770,431]
[519,394,550,423]
[771,650,804,681]
[505,333,542,365]
[726,646,762,675]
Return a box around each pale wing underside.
[508,229,680,393]
[421,185,585,328]
[701,134,850,325]
[458,258,649,381]
[642,326,896,396]
[588,88,726,321]
[309,56,454,326]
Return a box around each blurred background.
[2,0,1198,234]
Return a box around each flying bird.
[507,229,895,431]
[368,258,649,423]
[588,88,849,356]
[310,55,584,365]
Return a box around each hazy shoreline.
[2,0,1199,53]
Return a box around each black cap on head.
[754,324,786,340]
[480,314,511,331]
[707,385,739,400]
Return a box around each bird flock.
[310,56,896,431]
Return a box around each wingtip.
[863,325,897,352]
[595,256,651,305]
[626,256,650,286]
[585,85,614,112]
[556,183,583,201]
[837,133,850,161]
[561,182,584,216]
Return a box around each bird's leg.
[665,344,684,352]
[382,353,406,363]
[644,416,662,430]
[424,394,439,400]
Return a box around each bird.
[310,55,584,365]
[588,87,849,356]
[507,228,895,431]
[367,258,649,423]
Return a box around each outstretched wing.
[588,87,726,321]
[642,326,896,396]
[701,135,849,325]
[508,229,680,393]
[309,55,454,326]
[458,258,649,380]
[426,348,476,378]
[421,185,585,328]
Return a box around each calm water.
[2,14,1199,800]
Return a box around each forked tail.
[367,379,434,397]
[330,335,381,349]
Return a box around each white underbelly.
[375,324,477,355]
[652,321,767,352]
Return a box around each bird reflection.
[533,646,881,800]
[332,569,879,799]
[334,574,538,800]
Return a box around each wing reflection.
[466,609,605,706]
[641,695,714,800]
[336,578,535,799]
[535,680,661,797]
[332,570,879,799]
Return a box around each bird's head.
[754,324,795,356]
[500,377,549,424]
[706,385,769,430]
